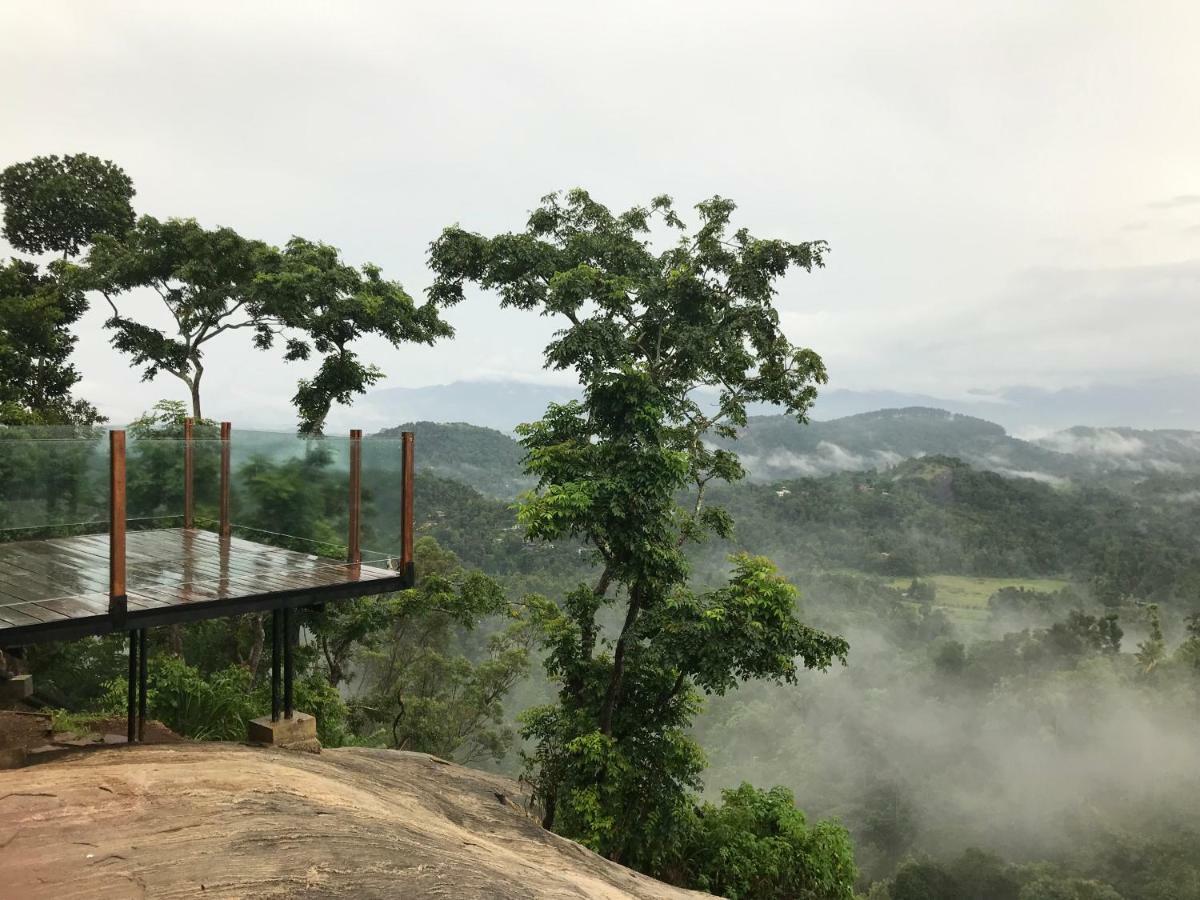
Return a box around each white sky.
[2,0,1198,428]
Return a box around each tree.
[0,152,127,425]
[0,258,100,425]
[81,216,279,420]
[669,783,857,900]
[344,538,540,764]
[82,217,454,428]
[428,189,848,873]
[250,237,454,434]
[1135,603,1166,674]
[0,153,135,258]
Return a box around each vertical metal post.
[271,608,282,723]
[219,421,231,540]
[137,629,148,742]
[183,417,194,529]
[400,431,414,584]
[109,430,127,611]
[283,606,294,720]
[126,629,137,743]
[348,429,362,567]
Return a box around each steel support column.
[271,608,282,722]
[126,629,137,743]
[283,606,294,719]
[137,628,148,742]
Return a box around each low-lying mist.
[691,572,1200,892]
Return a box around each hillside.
[0,743,709,899]
[376,421,535,497]
[376,408,1200,499]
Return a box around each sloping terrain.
[0,743,710,899]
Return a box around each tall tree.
[428,190,848,873]
[0,152,131,424]
[82,216,278,420]
[0,153,135,258]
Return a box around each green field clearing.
[886,574,1072,610]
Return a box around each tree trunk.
[599,588,642,737]
[190,367,203,419]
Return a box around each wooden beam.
[348,429,362,566]
[219,421,231,540]
[400,431,414,578]
[183,417,194,529]
[109,430,126,604]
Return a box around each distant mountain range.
[359,376,1200,433]
[377,407,1200,497]
[719,408,1200,485]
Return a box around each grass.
[886,574,1071,610]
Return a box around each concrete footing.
[0,675,33,701]
[247,712,320,753]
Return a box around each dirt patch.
[0,742,712,899]
[0,711,184,758]
[0,710,52,750]
[64,716,185,744]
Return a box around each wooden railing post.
[109,429,127,625]
[348,429,362,566]
[400,431,414,583]
[183,417,194,529]
[219,421,231,540]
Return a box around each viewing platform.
[0,421,416,743]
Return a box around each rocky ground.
[0,742,712,899]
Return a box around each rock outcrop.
[0,742,711,899]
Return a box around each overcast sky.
[2,1,1198,429]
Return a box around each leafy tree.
[81,215,279,419]
[0,153,122,424]
[343,538,540,764]
[668,783,856,900]
[0,153,134,258]
[1135,603,1166,674]
[428,189,848,873]
[1176,613,1200,673]
[0,258,100,425]
[249,237,453,434]
[82,217,453,429]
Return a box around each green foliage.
[669,783,857,900]
[375,421,535,498]
[102,655,255,741]
[23,634,128,708]
[346,538,539,763]
[0,173,104,425]
[0,153,135,257]
[125,400,220,524]
[69,172,452,429]
[1135,603,1166,674]
[252,239,453,434]
[878,852,1122,900]
[81,214,279,419]
[430,189,848,885]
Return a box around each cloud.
[742,442,906,478]
[1037,429,1147,459]
[1149,193,1200,210]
